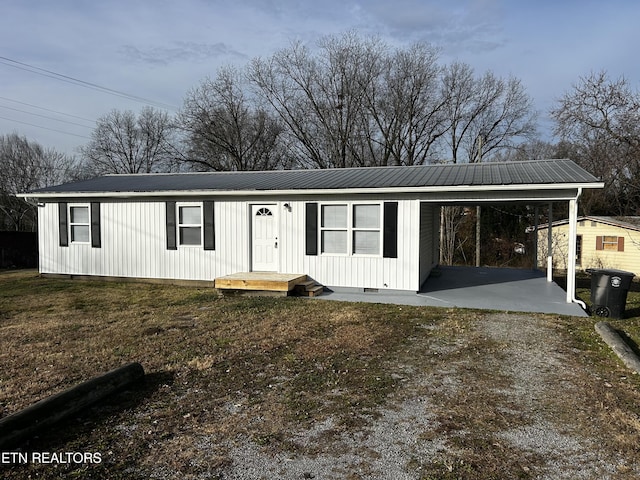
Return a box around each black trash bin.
[586,268,635,318]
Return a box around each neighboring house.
[530,216,640,275]
[22,159,603,302]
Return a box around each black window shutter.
[166,201,177,250]
[383,202,398,258]
[203,201,215,251]
[305,203,318,255]
[90,202,101,248]
[58,202,68,247]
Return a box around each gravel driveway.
[208,312,640,480]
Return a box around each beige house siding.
[535,219,640,276]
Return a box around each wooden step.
[305,285,324,297]
[294,281,324,297]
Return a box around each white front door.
[251,204,278,272]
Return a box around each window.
[69,205,90,243]
[320,203,381,255]
[602,236,618,251]
[178,204,202,246]
[321,204,348,254]
[596,235,624,252]
[576,235,582,266]
[256,207,273,216]
[353,204,380,254]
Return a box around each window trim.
[319,201,382,257]
[177,202,203,247]
[68,204,91,245]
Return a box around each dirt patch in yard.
[2,271,640,479]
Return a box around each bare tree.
[0,134,77,230]
[490,139,561,162]
[551,71,640,215]
[249,32,387,169]
[179,66,289,171]
[80,106,177,175]
[249,33,459,168]
[441,62,537,163]
[363,43,449,165]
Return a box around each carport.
[413,159,603,310]
[321,160,602,316]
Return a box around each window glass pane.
[602,236,618,251]
[180,226,201,245]
[71,225,90,243]
[256,208,272,216]
[353,204,379,228]
[322,230,347,253]
[353,231,380,254]
[70,206,89,223]
[179,206,201,224]
[321,205,347,228]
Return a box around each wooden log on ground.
[0,362,145,450]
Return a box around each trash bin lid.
[586,268,635,277]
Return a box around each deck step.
[294,281,324,297]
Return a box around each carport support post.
[547,203,553,282]
[566,197,579,303]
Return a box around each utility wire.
[0,56,178,110]
[0,115,91,140]
[0,96,95,123]
[0,104,94,129]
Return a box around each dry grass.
[0,270,437,478]
[1,270,640,479]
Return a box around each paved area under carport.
[319,266,588,317]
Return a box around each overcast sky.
[1,0,638,157]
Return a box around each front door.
[251,204,278,272]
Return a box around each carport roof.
[24,158,602,198]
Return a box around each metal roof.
[25,159,602,197]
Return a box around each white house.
[22,159,603,303]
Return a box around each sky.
[1,0,638,158]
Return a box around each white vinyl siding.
[297,198,421,290]
[69,205,90,243]
[38,197,427,291]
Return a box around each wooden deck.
[214,272,308,292]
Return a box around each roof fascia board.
[22,182,605,200]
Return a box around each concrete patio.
[318,266,588,317]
